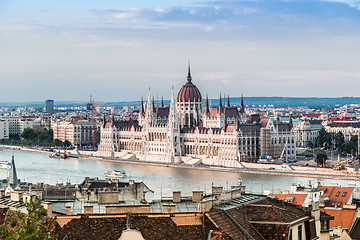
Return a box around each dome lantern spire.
[187,60,192,82]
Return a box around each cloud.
[323,0,360,10]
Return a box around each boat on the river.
[0,161,11,170]
[104,170,126,179]
[49,152,69,159]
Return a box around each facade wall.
[2,117,20,136]
[52,121,94,146]
[0,120,9,139]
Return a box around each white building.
[0,120,9,140]
[1,117,20,136]
[98,66,296,167]
[295,121,323,148]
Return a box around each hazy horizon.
[1,0,360,102]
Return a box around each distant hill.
[0,97,359,108]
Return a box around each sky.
[1,0,360,102]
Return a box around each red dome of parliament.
[177,66,202,102]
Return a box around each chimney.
[173,191,181,203]
[162,204,176,214]
[129,180,135,186]
[337,226,342,236]
[94,177,98,181]
[192,191,203,202]
[42,202,53,217]
[66,206,71,215]
[84,205,94,215]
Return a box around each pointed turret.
[168,87,179,130]
[145,87,154,125]
[161,96,164,107]
[187,61,192,82]
[218,94,223,112]
[140,97,144,115]
[240,94,245,114]
[152,97,156,111]
[102,115,106,128]
[111,115,115,127]
[227,95,230,108]
[205,95,210,115]
[8,155,18,186]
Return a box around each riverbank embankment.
[1,144,359,181]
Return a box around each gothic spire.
[145,87,154,124]
[152,96,155,111]
[187,60,192,82]
[218,93,223,112]
[9,154,18,186]
[205,95,210,115]
[140,97,144,115]
[161,96,164,107]
[240,94,245,114]
[227,95,230,108]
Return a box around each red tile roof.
[319,186,354,208]
[268,193,307,206]
[321,208,356,230]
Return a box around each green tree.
[64,140,71,147]
[21,128,38,141]
[0,198,60,239]
[318,128,331,149]
[344,135,358,155]
[334,131,345,153]
[316,152,327,167]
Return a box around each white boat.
[0,161,11,170]
[104,170,126,179]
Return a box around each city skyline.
[1,0,360,102]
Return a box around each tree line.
[318,127,358,156]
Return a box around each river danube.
[0,151,357,198]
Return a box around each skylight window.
[335,192,340,197]
[342,192,347,197]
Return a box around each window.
[298,225,302,240]
[336,191,340,197]
[342,192,347,197]
[337,202,342,207]
[331,202,336,207]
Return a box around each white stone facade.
[98,68,296,167]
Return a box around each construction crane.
[89,99,104,150]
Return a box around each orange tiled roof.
[268,193,307,206]
[321,208,356,230]
[319,186,354,208]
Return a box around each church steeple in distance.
[227,95,230,107]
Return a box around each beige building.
[52,119,95,147]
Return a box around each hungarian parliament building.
[98,66,296,168]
